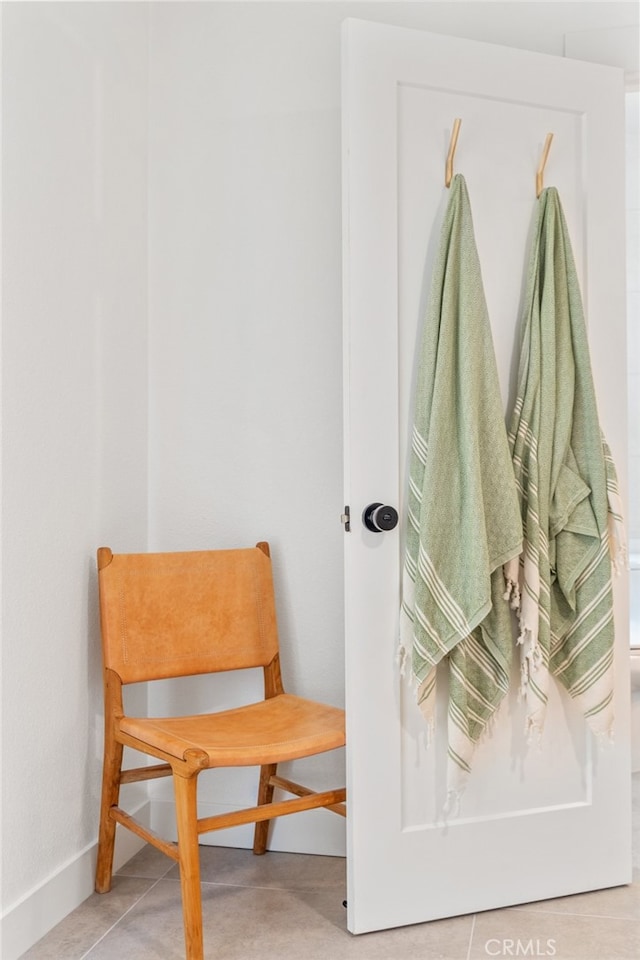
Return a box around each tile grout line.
[466,913,476,960]
[77,877,164,960]
[160,873,345,895]
[507,905,640,923]
[201,879,346,895]
[117,855,176,883]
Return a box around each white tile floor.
[20,776,640,960]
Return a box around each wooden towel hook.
[536,133,554,198]
[445,118,462,188]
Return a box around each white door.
[342,19,631,935]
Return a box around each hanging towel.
[506,187,625,742]
[399,174,523,798]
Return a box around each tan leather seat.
[119,693,346,766]
[94,543,346,960]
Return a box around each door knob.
[363,503,399,533]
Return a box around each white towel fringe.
[396,642,422,696]
[482,709,499,739]
[515,616,543,702]
[609,532,628,577]
[397,641,435,749]
[423,717,435,749]
[594,725,615,747]
[396,642,408,678]
[503,576,521,610]
[524,714,544,746]
[441,788,462,822]
[605,455,627,575]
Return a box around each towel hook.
[536,133,554,198]
[445,119,462,188]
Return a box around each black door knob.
[363,503,399,533]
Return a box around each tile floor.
[21,776,640,960]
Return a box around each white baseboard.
[1,801,150,960]
[151,798,347,857]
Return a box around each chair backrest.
[97,544,280,684]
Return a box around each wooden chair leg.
[253,762,277,855]
[174,773,204,960]
[95,736,123,893]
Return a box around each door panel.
[342,19,630,935]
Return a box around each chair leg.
[95,735,124,893]
[253,762,277,855]
[174,773,204,960]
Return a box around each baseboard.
[150,798,347,857]
[1,801,150,960]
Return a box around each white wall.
[146,0,347,853]
[145,0,640,850]
[1,3,149,955]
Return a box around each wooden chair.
[95,543,346,960]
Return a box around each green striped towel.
[505,187,625,741]
[399,174,523,798]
